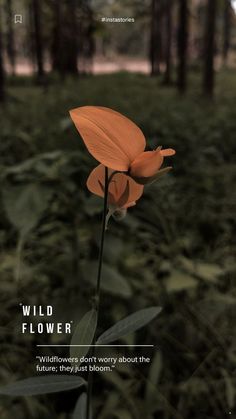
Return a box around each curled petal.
[125,201,136,208]
[160,148,176,157]
[87,164,144,208]
[69,106,146,171]
[130,149,164,178]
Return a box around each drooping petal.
[115,179,130,208]
[87,164,144,208]
[109,173,144,207]
[69,106,146,171]
[130,149,164,178]
[86,164,111,198]
[160,148,176,157]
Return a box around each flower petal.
[124,201,136,209]
[130,149,164,178]
[87,164,144,207]
[109,173,144,207]
[70,106,146,171]
[160,148,176,157]
[87,164,111,198]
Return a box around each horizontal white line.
[37,344,155,347]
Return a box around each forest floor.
[6,57,150,75]
[5,53,236,76]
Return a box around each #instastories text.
[101,16,135,23]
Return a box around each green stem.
[86,167,109,419]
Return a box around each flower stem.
[86,167,109,419]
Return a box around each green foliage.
[0,375,86,396]
[0,71,235,418]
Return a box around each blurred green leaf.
[103,235,124,263]
[0,375,85,396]
[2,151,63,180]
[97,392,119,419]
[97,306,162,344]
[145,351,163,409]
[60,117,72,131]
[73,392,91,419]
[221,369,234,409]
[84,262,132,298]
[166,270,197,293]
[2,183,52,237]
[101,370,139,418]
[70,309,97,366]
[114,410,133,419]
[196,262,223,283]
[84,195,103,216]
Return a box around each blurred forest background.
[0,0,236,418]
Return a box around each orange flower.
[87,164,144,210]
[69,106,175,183]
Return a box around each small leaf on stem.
[70,309,97,367]
[97,306,162,345]
[132,167,172,185]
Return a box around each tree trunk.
[222,0,231,66]
[0,5,5,102]
[150,0,162,76]
[27,2,36,74]
[5,0,16,75]
[64,0,78,74]
[163,0,173,84]
[51,0,62,73]
[203,0,217,97]
[78,1,95,75]
[177,0,188,93]
[32,0,44,81]
[51,0,78,75]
